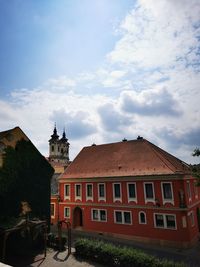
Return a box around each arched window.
[51,145,54,152]
[139,211,146,224]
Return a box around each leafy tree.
[192,148,200,184]
[0,139,54,228]
[193,148,200,157]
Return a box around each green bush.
[74,238,186,267]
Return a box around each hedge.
[75,238,186,267]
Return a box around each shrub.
[74,238,186,267]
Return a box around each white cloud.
[45,76,76,89]
[120,87,182,116]
[108,0,200,69]
[1,0,200,164]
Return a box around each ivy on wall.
[0,139,54,228]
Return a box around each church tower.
[59,130,69,161]
[48,125,70,164]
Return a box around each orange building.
[54,137,200,248]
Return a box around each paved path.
[28,248,103,267]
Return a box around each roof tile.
[61,138,191,179]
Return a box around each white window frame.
[98,183,106,201]
[186,181,192,202]
[64,207,70,219]
[194,181,198,199]
[86,183,93,201]
[114,210,132,225]
[51,203,55,218]
[154,213,177,230]
[161,182,174,205]
[91,208,107,222]
[139,211,147,224]
[188,211,195,227]
[113,183,122,203]
[64,183,70,200]
[75,184,82,201]
[127,182,137,203]
[144,182,155,204]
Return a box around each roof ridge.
[84,139,138,149]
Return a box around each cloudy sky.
[0,0,200,164]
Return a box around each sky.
[0,0,200,164]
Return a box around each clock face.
[0,141,6,153]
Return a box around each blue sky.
[0,0,133,93]
[0,0,200,163]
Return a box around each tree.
[0,139,54,227]
[192,148,200,185]
[193,148,200,157]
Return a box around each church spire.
[49,125,70,163]
[60,128,68,142]
[49,123,59,141]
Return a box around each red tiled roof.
[61,138,191,179]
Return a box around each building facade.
[54,137,200,247]
[49,126,70,221]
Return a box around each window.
[51,145,54,152]
[114,211,132,225]
[124,212,131,224]
[194,181,198,199]
[188,211,195,227]
[51,203,55,218]
[161,182,174,204]
[187,181,192,201]
[64,184,70,199]
[93,209,98,220]
[64,207,70,218]
[115,211,122,223]
[127,183,137,202]
[139,211,146,224]
[144,183,155,203]
[75,184,82,200]
[154,213,176,229]
[91,209,107,222]
[86,184,93,200]
[155,214,164,227]
[98,183,106,201]
[166,215,176,229]
[113,183,122,202]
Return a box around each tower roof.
[61,138,191,179]
[59,130,69,144]
[49,125,59,142]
